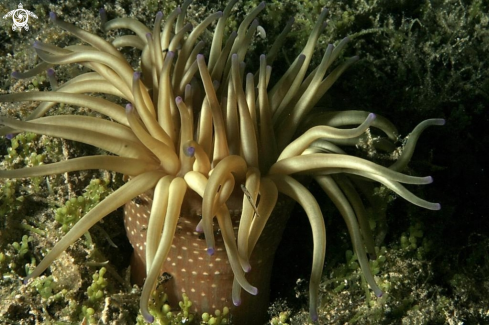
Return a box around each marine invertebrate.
[0,0,443,323]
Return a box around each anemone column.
[125,189,294,324]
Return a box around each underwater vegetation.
[0,0,486,324]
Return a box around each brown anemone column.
[124,189,294,324]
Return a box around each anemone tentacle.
[23,170,166,282]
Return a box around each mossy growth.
[0,179,24,219]
[325,246,389,297]
[269,310,291,325]
[284,216,489,324]
[81,267,108,324]
[55,178,112,232]
[0,132,65,221]
[28,74,47,90]
[29,274,69,307]
[399,222,431,260]
[136,285,195,325]
[201,307,230,325]
[1,132,45,194]
[131,282,231,325]
[3,132,39,166]
[0,235,33,275]
[0,230,75,321]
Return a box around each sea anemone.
[0,1,444,323]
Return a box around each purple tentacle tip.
[125,103,133,113]
[6,134,15,140]
[156,11,163,19]
[195,223,203,233]
[185,146,195,157]
[11,71,20,79]
[133,71,141,80]
[49,12,56,21]
[144,314,154,323]
[99,8,107,29]
[207,247,215,256]
[175,96,183,104]
[376,291,383,298]
[47,68,55,77]
[250,286,258,295]
[233,297,242,306]
[99,8,107,20]
[310,310,318,322]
